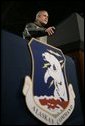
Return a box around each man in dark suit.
[23,10,55,43]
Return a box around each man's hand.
[45,26,55,36]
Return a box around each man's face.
[38,11,49,25]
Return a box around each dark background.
[1,1,84,125]
[1,0,84,37]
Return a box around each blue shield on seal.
[23,38,75,125]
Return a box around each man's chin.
[41,22,47,26]
[44,21,48,24]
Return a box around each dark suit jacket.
[23,21,47,41]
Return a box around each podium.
[1,30,84,125]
